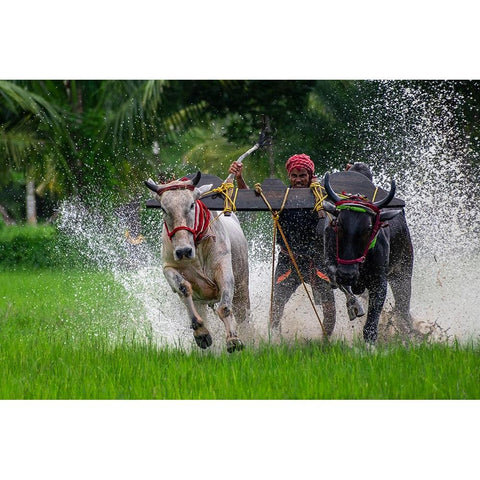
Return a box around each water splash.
[57,81,480,347]
[354,80,480,341]
[357,80,480,259]
[57,199,191,346]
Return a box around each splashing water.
[354,80,480,342]
[57,81,480,348]
[57,199,186,345]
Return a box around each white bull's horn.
[144,179,160,193]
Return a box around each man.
[345,161,373,180]
[228,153,336,336]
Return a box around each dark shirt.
[276,208,323,260]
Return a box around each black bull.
[322,172,414,343]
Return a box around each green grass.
[1,270,479,399]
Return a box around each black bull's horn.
[323,172,396,208]
[191,170,201,186]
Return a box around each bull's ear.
[323,200,338,215]
[195,184,213,198]
[380,209,402,221]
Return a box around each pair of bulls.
[144,169,414,351]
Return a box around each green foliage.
[2,80,480,222]
[0,225,93,270]
[0,225,54,269]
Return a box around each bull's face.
[145,172,212,261]
[331,208,375,285]
[323,172,402,287]
[160,189,198,260]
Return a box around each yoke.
[145,171,406,211]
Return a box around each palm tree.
[1,80,348,222]
[0,80,70,223]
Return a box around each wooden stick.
[224,143,260,184]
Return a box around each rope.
[310,181,329,211]
[254,183,329,338]
[201,182,238,215]
[270,210,278,327]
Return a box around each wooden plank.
[324,171,404,206]
[146,171,405,210]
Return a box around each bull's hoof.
[194,333,213,349]
[226,337,244,353]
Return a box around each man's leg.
[270,255,299,333]
[311,269,336,336]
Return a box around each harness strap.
[157,183,195,194]
[201,182,238,215]
[164,199,212,244]
[276,269,292,284]
[334,198,384,265]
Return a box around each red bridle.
[156,182,195,194]
[155,182,212,244]
[164,199,212,244]
[333,198,384,265]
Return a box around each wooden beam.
[145,171,405,211]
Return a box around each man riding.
[228,153,336,336]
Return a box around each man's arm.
[228,162,249,189]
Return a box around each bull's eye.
[190,203,195,210]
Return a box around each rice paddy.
[1,270,478,400]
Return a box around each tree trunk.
[64,80,85,192]
[263,115,275,177]
[0,204,16,225]
[26,179,37,225]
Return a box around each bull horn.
[144,179,160,193]
[324,173,341,203]
[374,179,396,208]
[191,171,201,186]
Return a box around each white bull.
[145,172,250,352]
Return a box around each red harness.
[333,198,383,265]
[164,199,212,244]
[157,183,195,194]
[155,180,212,244]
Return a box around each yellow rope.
[310,181,329,212]
[372,186,379,202]
[201,182,238,215]
[254,183,328,338]
[254,183,288,331]
[270,211,278,327]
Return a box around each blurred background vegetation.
[1,79,480,225]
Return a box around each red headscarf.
[285,153,315,177]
